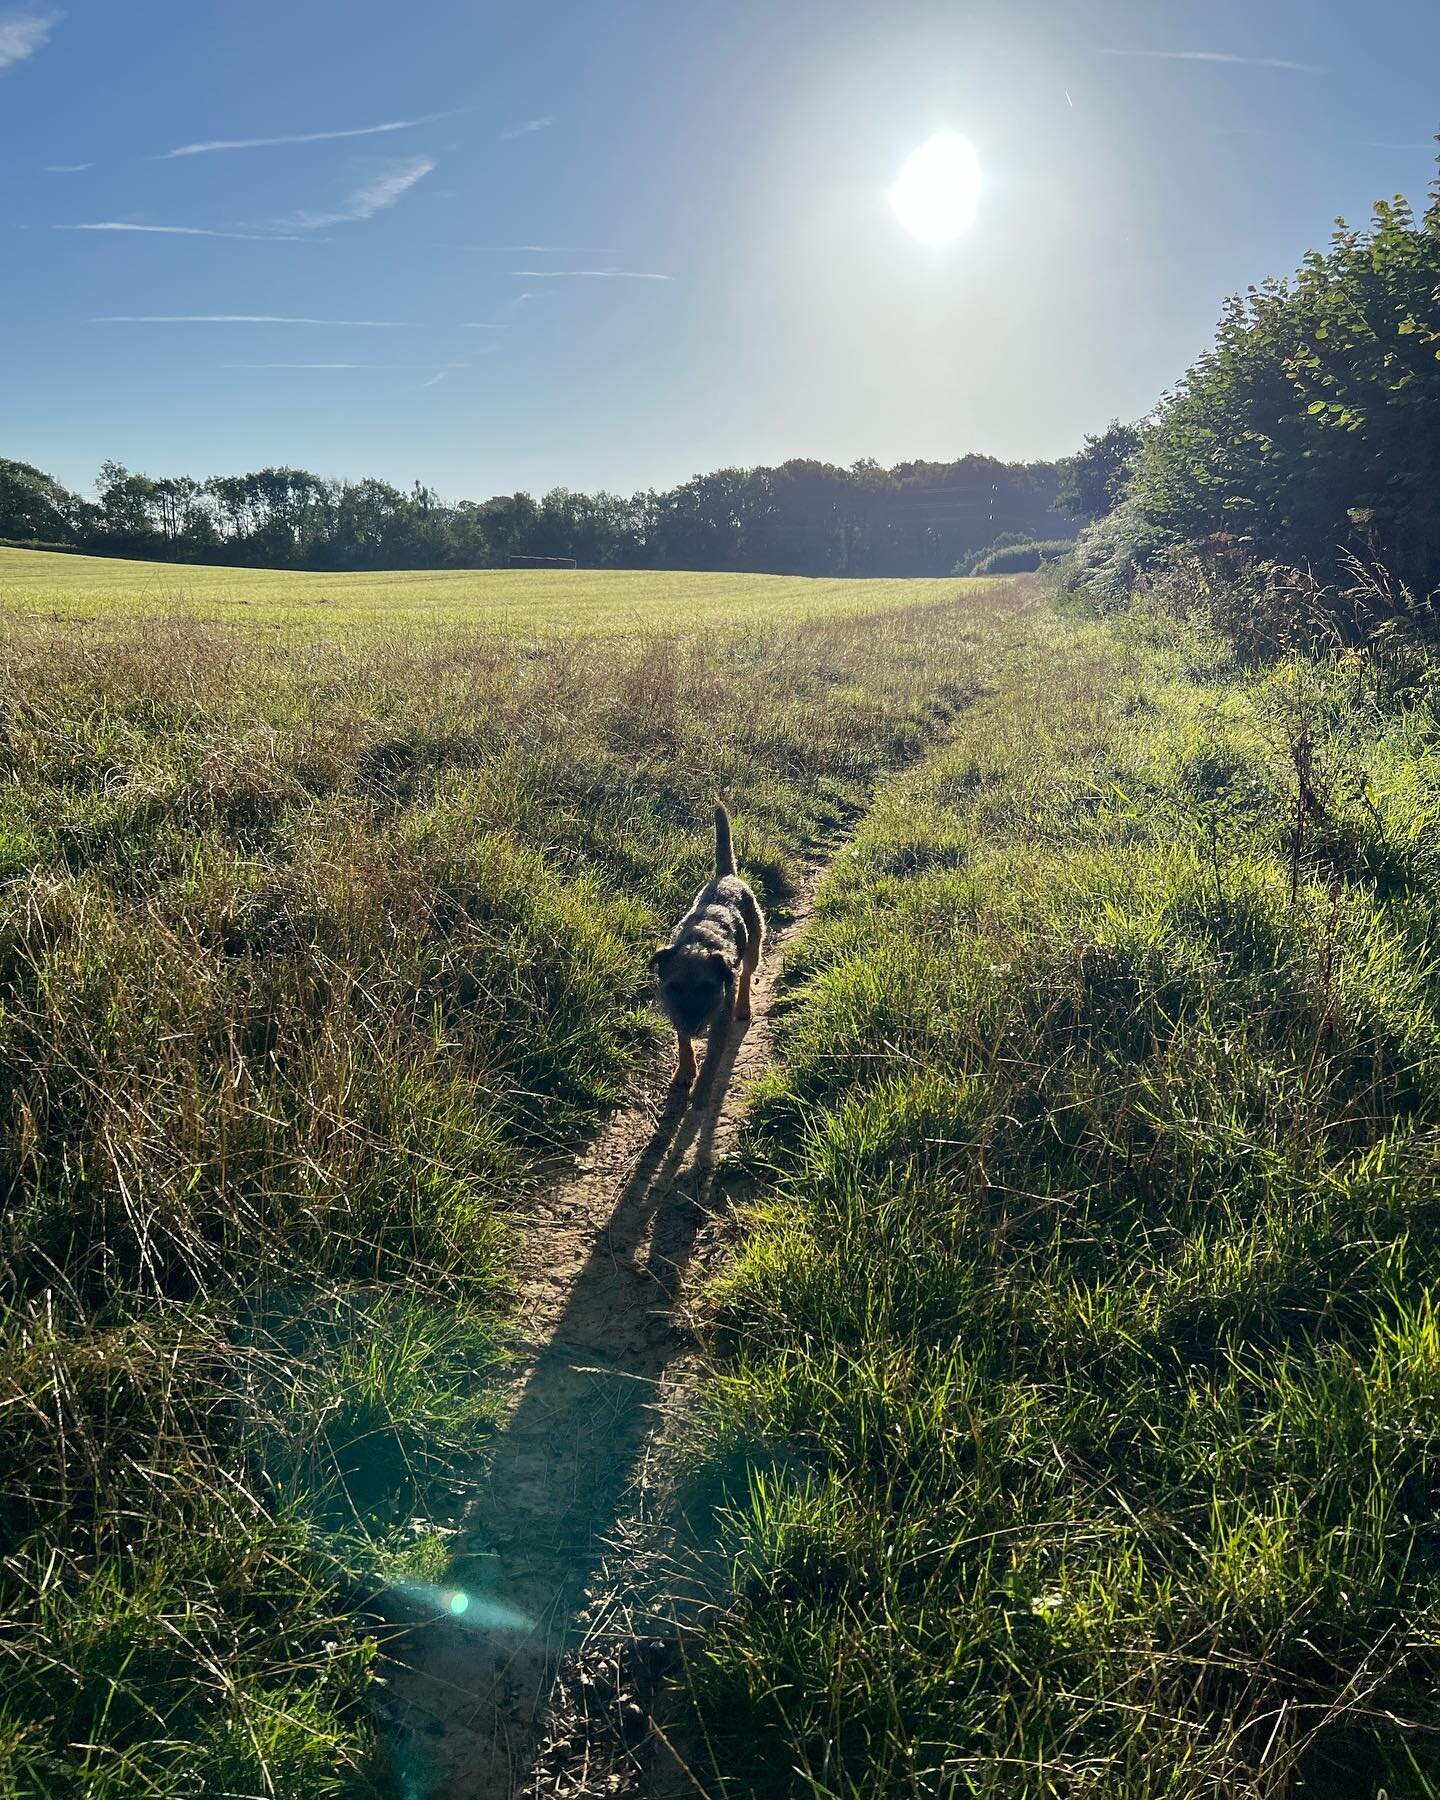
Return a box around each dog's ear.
[650,944,676,973]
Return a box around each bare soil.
[375,872,820,1799]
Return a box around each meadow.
[681,601,1440,1796]
[0,549,1020,1797]
[9,532,1440,1799]
[0,546,988,635]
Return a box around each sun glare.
[889,131,981,244]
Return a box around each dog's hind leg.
[735,936,760,1022]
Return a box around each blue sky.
[3,0,1437,502]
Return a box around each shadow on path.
[381,1014,753,1798]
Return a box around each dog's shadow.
[621,1014,751,1301]
[435,1014,753,1653]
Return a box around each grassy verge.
[683,606,1440,1796]
[0,579,1020,1796]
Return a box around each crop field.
[0,551,1025,1798]
[0,546,994,636]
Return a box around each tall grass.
[0,585,1018,1796]
[683,608,1440,1796]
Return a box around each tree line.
[0,451,1075,578]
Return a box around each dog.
[651,804,766,1087]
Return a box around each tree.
[94,461,167,549]
[0,459,80,542]
[3,449,1079,576]
[1057,422,1143,522]
[445,501,493,566]
[474,492,540,564]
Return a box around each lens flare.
[889,132,981,244]
[389,1579,531,1632]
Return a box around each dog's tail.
[714,803,736,877]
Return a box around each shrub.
[966,538,1074,576]
[953,530,1031,574]
[1062,494,1175,609]
[1129,181,1440,596]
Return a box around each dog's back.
[652,803,767,1082]
[684,804,761,938]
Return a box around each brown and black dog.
[651,804,766,1086]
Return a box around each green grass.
[32,538,1439,1796]
[0,544,996,634]
[0,551,1025,1796]
[680,607,1440,1796]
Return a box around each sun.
[889,132,981,244]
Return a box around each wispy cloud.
[508,266,672,280]
[95,314,408,326]
[510,290,558,306]
[59,221,302,241]
[162,114,441,158]
[0,7,58,73]
[1102,48,1323,73]
[500,115,553,141]
[443,243,619,254]
[280,155,435,230]
[58,160,432,241]
[220,359,482,372]
[45,160,92,173]
[347,158,435,216]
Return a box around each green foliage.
[1062,492,1177,612]
[0,574,1019,1795]
[1056,420,1143,522]
[681,612,1440,1796]
[966,537,1074,576]
[954,528,1032,570]
[1129,178,1440,597]
[0,456,81,543]
[1,449,1073,578]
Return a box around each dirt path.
[377,870,821,1799]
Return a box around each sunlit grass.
[0,565,1026,1795]
[0,544,998,634]
[681,609,1440,1797]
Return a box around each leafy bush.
[966,537,1074,576]
[1129,181,1440,598]
[953,529,1031,573]
[1061,494,1176,609]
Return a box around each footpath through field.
[377,867,825,1798]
